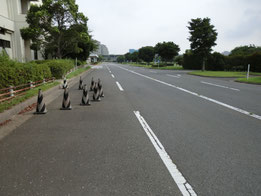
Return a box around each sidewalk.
[0,68,93,140]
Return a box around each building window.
[0,28,5,35]
[34,50,38,60]
[21,0,28,14]
[0,39,11,48]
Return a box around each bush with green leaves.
[0,55,51,89]
[36,59,75,79]
[0,53,75,89]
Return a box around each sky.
[76,0,261,55]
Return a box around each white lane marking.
[167,74,180,78]
[201,81,240,91]
[115,65,261,121]
[111,74,115,78]
[116,81,124,91]
[134,111,197,196]
[105,65,111,72]
[177,74,181,77]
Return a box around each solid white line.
[116,81,124,91]
[111,74,115,78]
[115,65,261,121]
[201,81,240,91]
[167,74,180,78]
[134,111,197,196]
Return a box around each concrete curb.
[0,68,93,125]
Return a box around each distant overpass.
[103,55,121,62]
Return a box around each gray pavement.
[0,62,260,196]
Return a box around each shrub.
[206,52,226,71]
[182,51,202,70]
[0,62,51,89]
[37,59,74,79]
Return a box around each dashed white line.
[115,65,261,121]
[201,81,240,91]
[134,111,197,196]
[167,74,181,78]
[111,74,115,78]
[116,81,124,91]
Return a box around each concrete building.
[0,0,43,62]
[93,41,109,56]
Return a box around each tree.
[138,46,154,64]
[117,55,125,63]
[21,0,95,60]
[130,51,139,62]
[230,45,261,56]
[188,17,217,71]
[124,53,132,62]
[154,42,180,62]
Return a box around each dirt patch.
[18,103,37,115]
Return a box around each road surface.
[0,62,260,196]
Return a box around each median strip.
[134,111,197,196]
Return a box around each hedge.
[181,51,261,72]
[0,53,75,89]
[37,59,75,79]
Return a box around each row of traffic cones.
[34,77,104,114]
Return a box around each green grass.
[66,66,91,79]
[0,81,60,113]
[150,66,183,70]
[236,77,261,84]
[189,71,251,77]
[126,63,183,70]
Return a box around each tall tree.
[21,0,95,60]
[154,41,180,62]
[188,17,217,71]
[138,46,154,64]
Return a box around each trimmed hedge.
[0,53,74,89]
[37,59,75,79]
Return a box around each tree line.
[117,18,261,72]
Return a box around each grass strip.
[189,71,249,77]
[0,81,59,113]
[66,66,91,79]
[236,77,261,84]
[126,63,183,70]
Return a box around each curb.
[235,80,261,85]
[187,73,243,78]
[0,68,93,125]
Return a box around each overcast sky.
[76,0,261,55]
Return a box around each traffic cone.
[63,78,68,89]
[34,89,47,114]
[98,79,104,97]
[78,76,83,90]
[93,82,101,101]
[61,88,72,110]
[80,85,91,106]
[90,77,94,91]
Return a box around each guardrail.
[0,78,55,103]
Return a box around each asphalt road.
[0,62,260,196]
